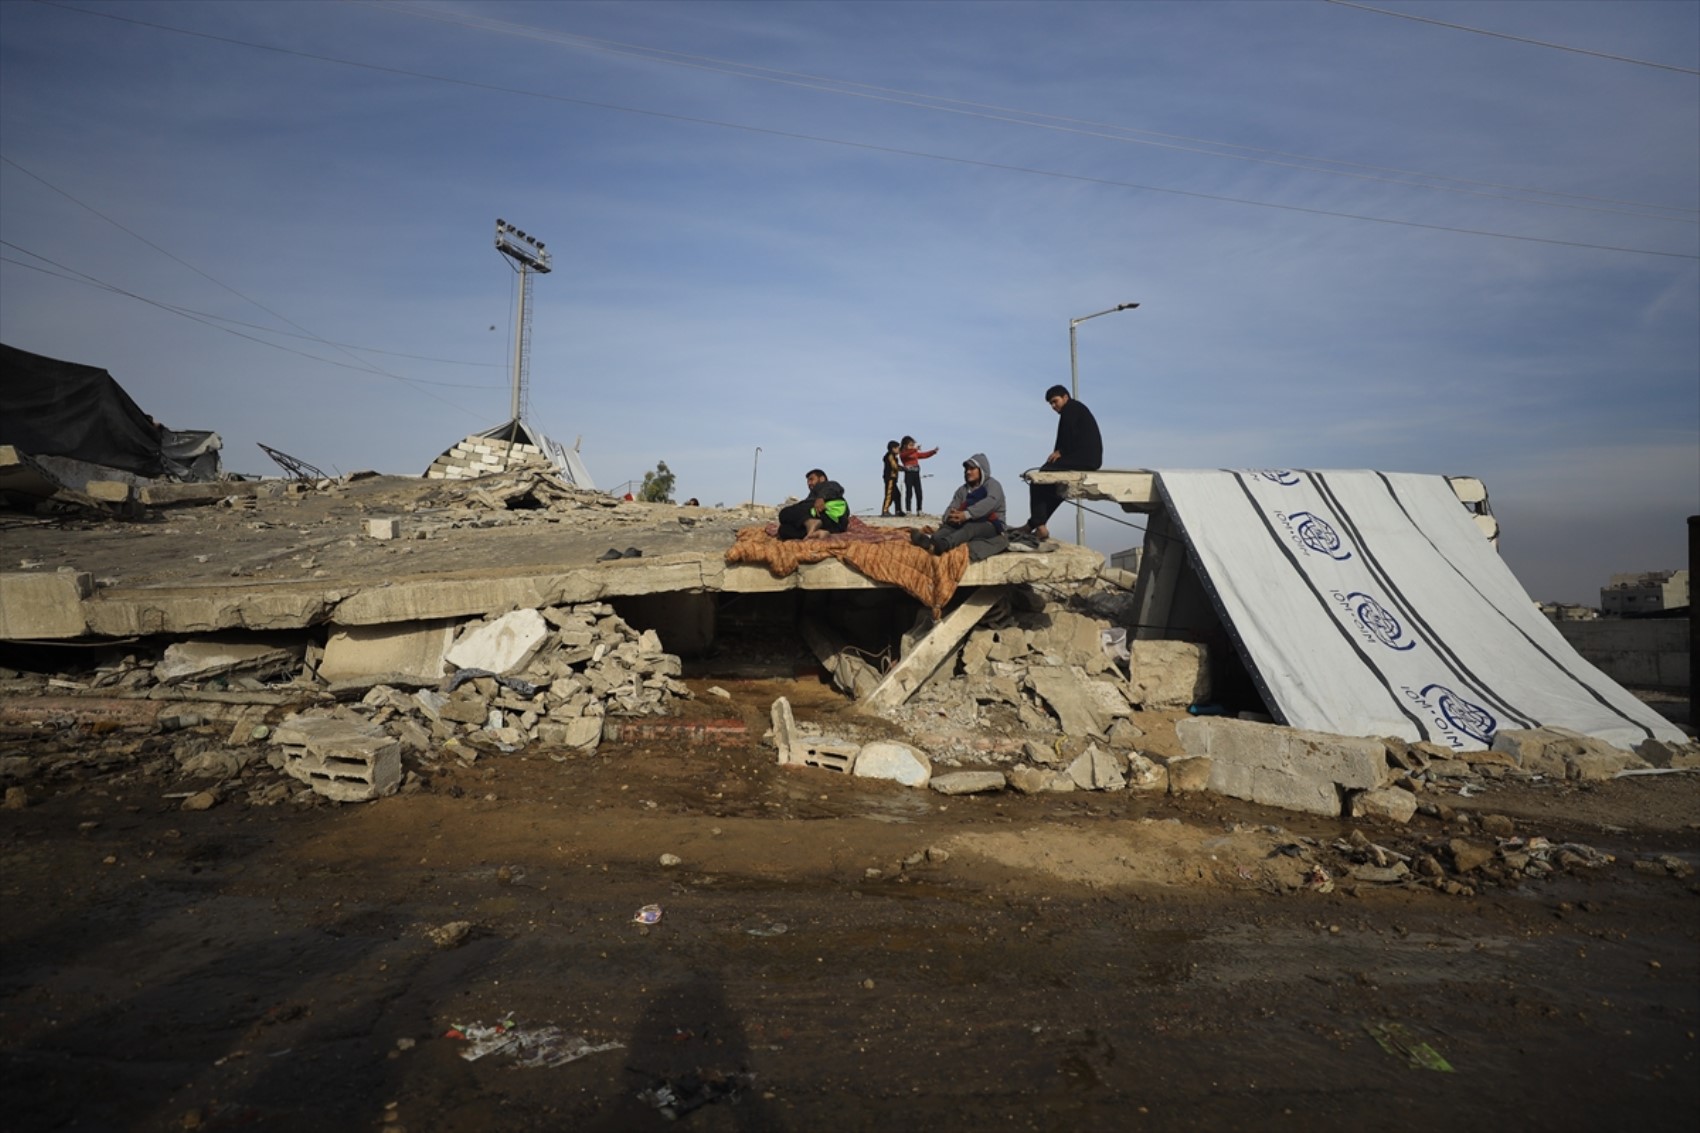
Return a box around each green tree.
[638,460,676,503]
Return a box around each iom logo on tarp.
[1331,590,1415,651]
[1275,510,1353,561]
[1251,469,1301,486]
[1405,683,1496,748]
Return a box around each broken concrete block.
[929,770,1006,795]
[437,694,489,726]
[1181,716,1387,817]
[85,480,133,503]
[365,518,399,540]
[853,741,932,787]
[769,697,857,772]
[272,714,402,802]
[1635,737,1700,769]
[536,716,602,752]
[1026,667,1107,737]
[1165,754,1212,794]
[320,619,456,683]
[1081,679,1132,723]
[445,608,549,675]
[1008,766,1075,794]
[1123,751,1167,792]
[1566,744,1650,781]
[0,571,91,640]
[1127,640,1210,710]
[155,639,299,684]
[1029,611,1105,667]
[1067,744,1126,791]
[1351,786,1418,824]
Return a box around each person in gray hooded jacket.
[910,453,1008,560]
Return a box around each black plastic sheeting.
[0,343,219,480]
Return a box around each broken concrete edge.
[0,541,1105,642]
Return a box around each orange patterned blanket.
[724,518,970,615]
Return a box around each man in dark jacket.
[777,469,849,540]
[1014,384,1102,542]
[910,453,1008,561]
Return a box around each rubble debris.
[929,770,1006,795]
[770,697,858,773]
[445,1017,623,1068]
[426,921,474,949]
[155,640,301,685]
[1127,639,1210,710]
[852,740,932,787]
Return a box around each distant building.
[1540,602,1598,622]
[1599,569,1688,616]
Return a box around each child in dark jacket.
[881,441,904,517]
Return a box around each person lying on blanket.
[777,469,850,541]
[909,453,1009,561]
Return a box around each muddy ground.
[2,675,1696,1133]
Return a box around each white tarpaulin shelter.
[1156,469,1685,752]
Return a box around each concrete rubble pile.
[0,598,691,807]
[278,602,692,800]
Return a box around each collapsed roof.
[0,343,221,481]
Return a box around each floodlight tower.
[494,219,552,426]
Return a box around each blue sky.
[2,0,1695,604]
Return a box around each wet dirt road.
[2,729,1697,1133]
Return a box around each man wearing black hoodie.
[910,453,1008,560]
[1014,384,1102,542]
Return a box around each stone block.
[445,608,550,675]
[366,518,400,540]
[853,741,932,787]
[1351,787,1418,824]
[320,619,456,682]
[1127,640,1210,710]
[1181,716,1387,817]
[1165,754,1212,794]
[929,770,1006,795]
[0,571,91,640]
[85,480,133,503]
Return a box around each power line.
[1323,0,1700,75]
[380,0,1697,223]
[34,2,1699,261]
[0,246,498,405]
[0,153,489,396]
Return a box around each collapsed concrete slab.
[0,571,92,639]
[1179,716,1389,817]
[319,620,457,683]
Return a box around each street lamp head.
[1117,302,1140,311]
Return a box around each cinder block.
[273,715,402,802]
[366,518,399,540]
[0,571,91,640]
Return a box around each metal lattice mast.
[494,219,552,428]
[512,263,534,421]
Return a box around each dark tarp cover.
[1,343,166,477]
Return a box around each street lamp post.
[749,446,762,514]
[1067,302,1139,544]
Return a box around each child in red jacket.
[899,436,938,515]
